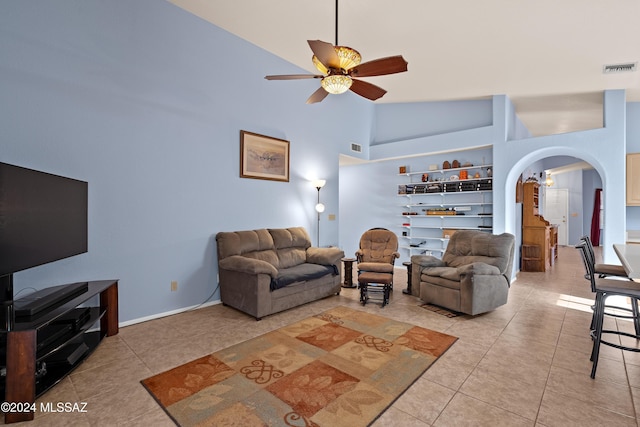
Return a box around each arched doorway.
[499,146,623,266]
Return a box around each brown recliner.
[356,228,400,306]
[412,230,515,315]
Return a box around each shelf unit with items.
[398,163,493,259]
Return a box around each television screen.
[0,162,88,277]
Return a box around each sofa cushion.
[356,229,398,264]
[358,229,399,264]
[277,247,308,269]
[423,266,461,281]
[243,249,279,266]
[270,227,312,268]
[442,231,513,273]
[271,263,336,290]
[217,229,274,259]
[269,227,312,249]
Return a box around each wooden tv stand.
[2,280,118,424]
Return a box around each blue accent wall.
[1,1,636,323]
[0,0,373,322]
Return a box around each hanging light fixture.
[264,0,408,103]
[313,2,361,96]
[545,172,554,187]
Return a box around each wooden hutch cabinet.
[521,181,558,272]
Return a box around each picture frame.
[240,130,290,182]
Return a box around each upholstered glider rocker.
[412,230,515,315]
[356,228,400,306]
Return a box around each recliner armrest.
[219,255,278,278]
[411,255,445,268]
[306,246,344,266]
[457,262,501,276]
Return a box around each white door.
[545,188,569,245]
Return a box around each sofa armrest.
[219,255,278,277]
[306,246,345,266]
[411,255,445,269]
[457,262,501,276]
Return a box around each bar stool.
[577,237,638,332]
[576,243,640,378]
[580,235,628,278]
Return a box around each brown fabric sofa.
[411,230,515,315]
[216,227,344,320]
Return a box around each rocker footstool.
[358,271,393,307]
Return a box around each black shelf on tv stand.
[1,280,118,424]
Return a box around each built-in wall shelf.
[397,155,493,260]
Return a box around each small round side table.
[341,257,357,288]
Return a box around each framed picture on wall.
[240,130,290,182]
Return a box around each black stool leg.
[633,298,640,336]
[590,292,606,378]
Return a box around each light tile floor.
[6,246,640,426]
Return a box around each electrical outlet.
[171,281,178,291]
[328,214,336,221]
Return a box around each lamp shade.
[315,203,325,213]
[321,75,352,94]
[312,46,361,73]
[312,179,326,189]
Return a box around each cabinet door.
[627,154,640,206]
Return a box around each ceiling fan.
[264,1,408,104]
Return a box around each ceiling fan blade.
[349,79,387,101]
[306,87,329,104]
[350,56,408,77]
[308,40,340,69]
[265,74,323,80]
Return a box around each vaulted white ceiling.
[169,0,640,137]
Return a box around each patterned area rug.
[420,303,463,318]
[141,306,457,426]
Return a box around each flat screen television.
[0,162,88,307]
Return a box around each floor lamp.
[312,179,326,246]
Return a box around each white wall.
[340,92,627,266]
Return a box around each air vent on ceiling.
[603,62,637,73]
[350,143,362,153]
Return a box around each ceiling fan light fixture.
[312,56,329,74]
[311,46,361,74]
[335,46,361,70]
[321,75,352,94]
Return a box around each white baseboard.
[118,299,222,328]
